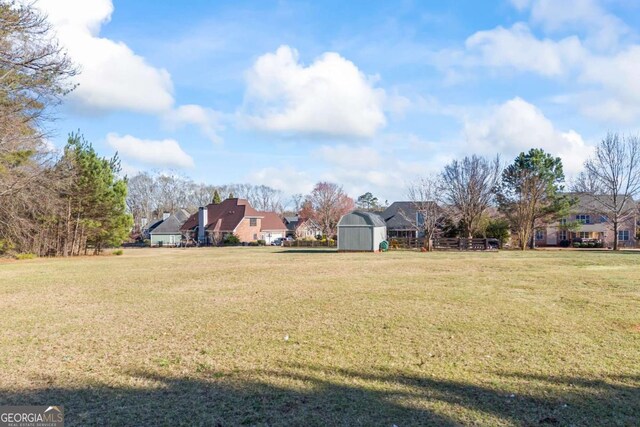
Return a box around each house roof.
[259,211,287,231]
[143,219,163,233]
[181,198,262,232]
[151,209,191,235]
[381,202,417,230]
[565,192,637,214]
[181,198,286,232]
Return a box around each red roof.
[181,198,263,232]
[259,211,287,231]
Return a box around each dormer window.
[250,218,257,227]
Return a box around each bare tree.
[578,133,640,250]
[252,185,284,213]
[441,154,501,238]
[404,175,447,249]
[305,182,354,238]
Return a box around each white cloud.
[163,105,225,144]
[451,2,640,123]
[463,97,592,174]
[578,46,640,122]
[511,0,629,50]
[38,0,174,113]
[246,167,315,196]
[242,45,386,138]
[106,133,194,169]
[465,23,585,77]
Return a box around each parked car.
[271,238,284,246]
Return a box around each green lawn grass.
[0,248,638,426]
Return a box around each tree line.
[404,135,640,251]
[126,173,286,230]
[0,2,131,256]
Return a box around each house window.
[253,233,258,240]
[559,218,568,226]
[600,215,608,223]
[618,230,630,241]
[535,230,544,240]
[559,230,568,241]
[578,231,591,239]
[249,218,257,227]
[576,214,590,224]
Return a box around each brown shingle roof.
[259,211,287,231]
[181,198,264,232]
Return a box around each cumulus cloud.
[242,45,386,138]
[246,167,315,196]
[106,133,194,168]
[465,23,585,77]
[163,105,225,144]
[511,0,629,50]
[448,0,640,123]
[463,97,592,174]
[38,0,174,113]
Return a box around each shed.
[337,211,387,252]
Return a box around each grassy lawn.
[0,248,638,426]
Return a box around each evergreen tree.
[496,148,574,250]
[212,189,222,204]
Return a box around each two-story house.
[538,193,637,248]
[181,198,287,245]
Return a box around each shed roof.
[339,210,386,227]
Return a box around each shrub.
[112,249,124,256]
[257,239,266,246]
[223,234,241,246]
[559,240,571,248]
[572,242,581,248]
[15,253,37,260]
[587,242,595,248]
[0,239,15,255]
[248,241,259,246]
[143,239,151,247]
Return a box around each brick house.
[537,193,637,248]
[181,198,287,245]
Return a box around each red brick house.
[181,198,286,245]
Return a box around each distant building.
[539,193,637,247]
[380,202,423,238]
[181,198,287,245]
[283,216,322,239]
[149,209,191,246]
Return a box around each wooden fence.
[388,237,497,251]
[282,240,337,248]
[432,238,496,251]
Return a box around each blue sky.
[40,0,640,202]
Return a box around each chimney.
[162,212,170,221]
[198,207,208,244]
